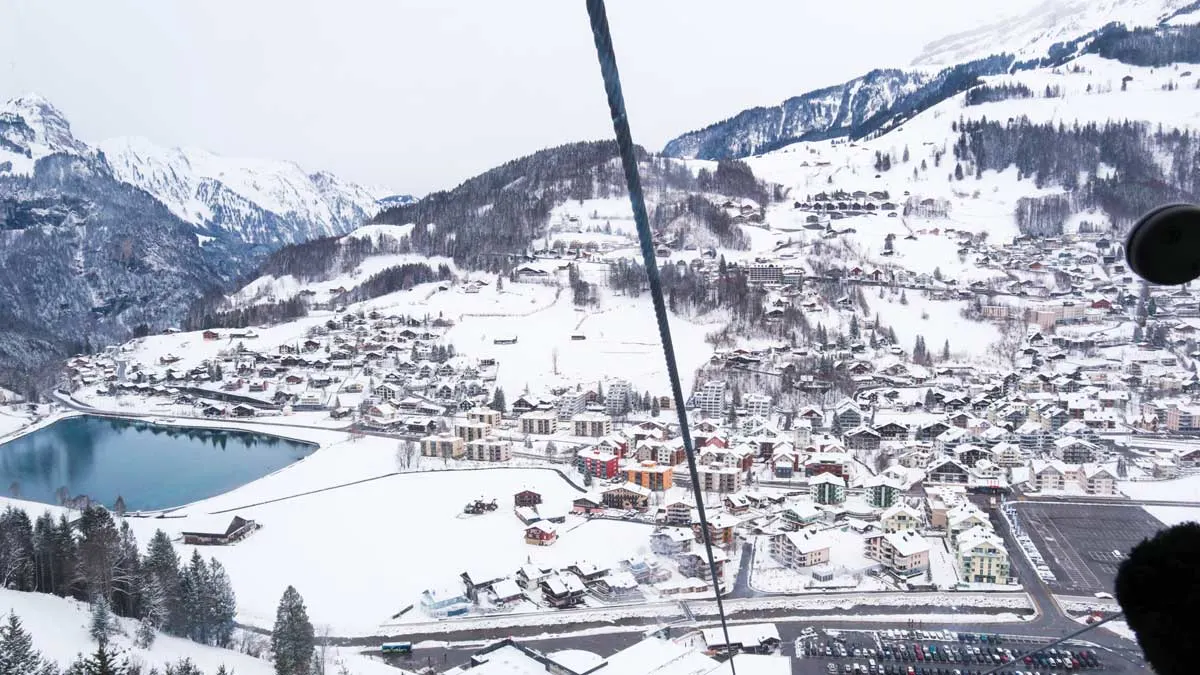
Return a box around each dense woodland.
[954,117,1199,235]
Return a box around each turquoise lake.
[0,415,315,511]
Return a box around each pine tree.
[490,387,506,413]
[849,315,860,340]
[208,559,236,648]
[135,617,157,649]
[66,643,126,675]
[272,586,315,675]
[0,507,35,592]
[181,552,210,644]
[0,611,53,675]
[76,507,121,603]
[942,340,951,361]
[163,659,202,675]
[650,397,660,418]
[954,163,964,180]
[89,597,115,645]
[142,530,182,635]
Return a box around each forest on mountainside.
[955,117,1199,235]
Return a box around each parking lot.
[1008,503,1165,594]
[790,628,1123,675]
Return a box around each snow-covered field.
[1143,505,1200,528]
[1121,475,1200,502]
[178,463,647,635]
[0,588,409,675]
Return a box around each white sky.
[0,0,1043,196]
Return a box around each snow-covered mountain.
[0,94,91,173]
[663,0,1200,161]
[99,136,381,247]
[0,94,390,391]
[914,0,1197,67]
[662,56,1013,160]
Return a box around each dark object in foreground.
[1115,522,1200,675]
[1125,203,1200,285]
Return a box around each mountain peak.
[0,93,88,157]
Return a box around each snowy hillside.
[100,136,382,246]
[0,588,408,675]
[914,0,1195,67]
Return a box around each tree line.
[0,506,235,651]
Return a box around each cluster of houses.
[67,311,506,427]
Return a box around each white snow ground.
[0,588,411,675]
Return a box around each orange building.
[626,460,673,492]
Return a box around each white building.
[694,380,726,418]
[605,379,631,417]
[744,393,772,419]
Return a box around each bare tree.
[989,317,1026,368]
[314,623,332,675]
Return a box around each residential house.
[880,503,923,533]
[781,502,823,529]
[540,573,586,608]
[769,529,832,569]
[810,473,847,505]
[863,475,901,508]
[454,421,490,443]
[576,448,620,479]
[694,512,740,547]
[865,531,930,577]
[572,412,613,437]
[1029,459,1067,492]
[650,527,694,555]
[844,426,882,451]
[465,436,512,462]
[1053,437,1097,464]
[524,521,558,546]
[420,433,465,459]
[601,483,652,510]
[1079,463,1118,495]
[663,500,692,526]
[519,410,558,435]
[697,464,744,493]
[626,461,674,491]
[955,526,1012,584]
[514,490,543,508]
[926,456,970,484]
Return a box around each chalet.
[516,563,554,590]
[926,456,969,484]
[781,502,822,528]
[916,421,951,442]
[601,483,651,511]
[202,330,221,341]
[875,421,908,441]
[524,521,558,546]
[180,515,258,546]
[540,573,586,608]
[572,495,604,514]
[843,426,881,451]
[663,500,692,526]
[514,489,542,508]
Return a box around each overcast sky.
[0,0,1043,195]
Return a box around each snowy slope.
[0,588,409,675]
[914,0,1195,67]
[100,135,382,246]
